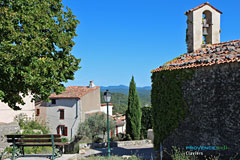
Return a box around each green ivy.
[151,69,194,150]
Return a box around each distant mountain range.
[100,85,151,107]
[100,85,151,94]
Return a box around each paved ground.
[77,143,155,160]
[4,154,77,160]
[4,144,155,160]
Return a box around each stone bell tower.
[185,2,222,53]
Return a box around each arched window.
[202,10,212,44]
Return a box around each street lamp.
[104,90,111,157]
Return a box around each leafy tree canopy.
[78,113,115,142]
[0,0,80,110]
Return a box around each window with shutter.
[64,127,68,136]
[60,109,64,119]
[57,125,67,136]
[36,109,40,116]
[57,126,60,135]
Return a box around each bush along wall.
[151,69,194,151]
[141,106,153,139]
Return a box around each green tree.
[0,0,80,110]
[78,113,115,142]
[100,92,128,114]
[126,76,142,140]
[141,106,152,139]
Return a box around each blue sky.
[62,0,240,87]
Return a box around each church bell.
[203,28,208,36]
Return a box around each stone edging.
[79,139,152,149]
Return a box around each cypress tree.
[126,76,142,140]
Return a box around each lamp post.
[104,90,111,157]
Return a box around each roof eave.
[184,3,223,15]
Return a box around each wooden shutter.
[60,109,64,119]
[64,127,68,136]
[57,126,60,135]
[36,109,40,116]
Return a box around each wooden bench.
[6,134,64,160]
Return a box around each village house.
[35,81,101,140]
[151,3,240,159]
[0,94,35,123]
[100,103,113,116]
[112,113,126,135]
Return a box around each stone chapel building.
[151,3,240,159]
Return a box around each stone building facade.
[152,3,240,159]
[36,82,101,140]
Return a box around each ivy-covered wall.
[151,62,240,159]
[151,69,194,150]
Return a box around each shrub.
[124,134,132,141]
[117,133,126,141]
[61,137,69,143]
[169,146,196,160]
[93,137,104,143]
[110,135,118,142]
[14,113,49,134]
[12,113,51,154]
[141,106,152,139]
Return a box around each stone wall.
[0,122,20,158]
[163,62,240,159]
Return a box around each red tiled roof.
[152,40,240,73]
[49,86,100,99]
[184,2,222,15]
[101,103,113,106]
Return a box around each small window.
[60,109,64,120]
[51,99,56,104]
[57,125,68,136]
[36,109,40,116]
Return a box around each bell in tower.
[185,2,222,53]
[202,18,209,36]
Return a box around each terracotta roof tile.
[152,40,240,73]
[49,86,100,99]
[101,103,113,106]
[184,2,222,15]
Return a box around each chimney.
[89,80,96,88]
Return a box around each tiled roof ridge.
[185,2,223,15]
[49,86,100,98]
[152,40,240,73]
